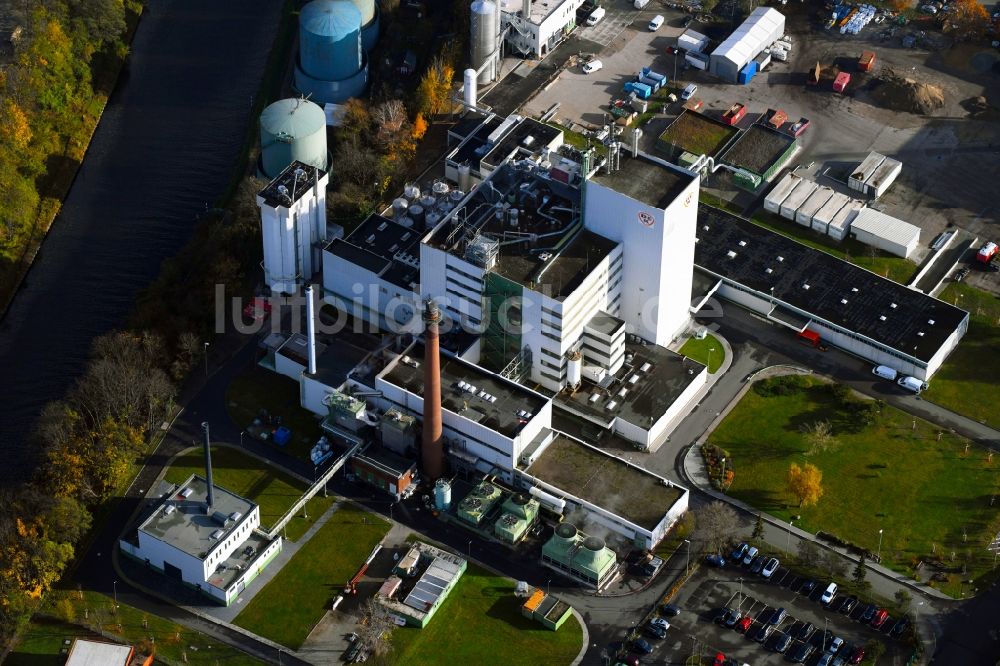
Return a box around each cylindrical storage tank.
[420,195,437,210]
[299,0,363,82]
[259,98,329,179]
[392,197,409,222]
[470,0,499,85]
[397,216,414,228]
[404,183,421,201]
[449,189,465,203]
[434,479,452,510]
[463,68,478,108]
[408,204,425,228]
[509,208,519,227]
[432,181,450,197]
[567,350,582,388]
[348,0,380,51]
[458,163,472,192]
[425,210,442,230]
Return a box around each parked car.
[897,375,928,394]
[632,638,653,654]
[724,608,743,628]
[661,603,681,617]
[754,623,774,643]
[742,546,759,565]
[344,642,362,662]
[649,617,670,632]
[849,646,866,664]
[714,608,730,624]
[799,578,817,595]
[645,622,667,639]
[642,556,664,577]
[750,556,766,574]
[791,642,815,663]
[872,365,898,381]
[585,6,606,24]
[681,83,698,100]
[812,630,836,650]
[761,557,780,578]
[769,607,787,625]
[820,582,838,604]
[795,621,815,640]
[860,603,877,623]
[828,636,844,653]
[648,14,664,30]
[818,653,836,666]
[839,596,858,614]
[705,553,726,567]
[871,608,890,629]
[773,631,793,653]
[582,59,603,74]
[890,617,911,637]
[731,542,749,561]
[736,615,754,633]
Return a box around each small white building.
[119,475,282,605]
[258,161,330,295]
[709,7,785,82]
[850,208,921,259]
[848,152,902,199]
[65,639,137,666]
[677,29,710,54]
[501,0,587,59]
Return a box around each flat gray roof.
[382,343,547,439]
[140,474,256,561]
[591,154,695,210]
[528,434,684,531]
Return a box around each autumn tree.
[944,0,990,41]
[697,501,739,556]
[787,462,824,507]
[416,56,455,117]
[802,420,836,455]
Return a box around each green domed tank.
[259,98,328,179]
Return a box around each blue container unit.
[294,0,369,104]
[737,60,757,84]
[638,75,661,92]
[640,67,667,86]
[624,81,653,99]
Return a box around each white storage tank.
[434,479,452,510]
[779,179,817,221]
[795,186,834,227]
[470,0,499,84]
[463,68,478,108]
[566,350,582,389]
[763,172,801,215]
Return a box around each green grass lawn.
[164,445,333,542]
[226,366,324,461]
[923,282,1000,426]
[8,590,265,666]
[749,210,917,284]
[678,334,724,373]
[390,565,583,665]
[709,375,1000,597]
[234,504,390,648]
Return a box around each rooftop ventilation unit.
[401,232,411,241]
[928,319,935,325]
[765,268,773,274]
[377,221,388,231]
[841,299,848,305]
[851,287,859,292]
[803,284,810,290]
[777,256,784,262]
[181,488,194,498]
[879,315,887,321]
[366,234,376,244]
[917,331,925,337]
[629,374,640,384]
[640,362,652,373]
[890,303,898,309]
[606,400,618,410]
[739,240,747,246]
[210,529,224,539]
[229,512,242,522]
[164,505,176,515]
[589,393,600,403]
[726,250,737,259]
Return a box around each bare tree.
[802,420,836,455]
[372,99,408,144]
[357,598,396,662]
[823,550,847,578]
[696,501,739,555]
[797,540,821,566]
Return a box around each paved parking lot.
[643,558,908,665]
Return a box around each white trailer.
[827,200,863,242]
[763,172,801,215]
[779,179,818,221]
[795,186,835,227]
[811,192,852,234]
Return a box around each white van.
[634,0,650,8]
[648,15,664,30]
[681,83,698,100]
[872,365,898,381]
[585,6,605,25]
[820,582,838,604]
[897,375,929,394]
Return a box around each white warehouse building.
[849,208,921,259]
[709,7,785,82]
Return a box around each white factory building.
[709,7,785,82]
[119,474,283,605]
[500,0,587,59]
[258,161,331,295]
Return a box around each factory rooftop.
[556,342,704,429]
[139,475,255,560]
[591,154,695,210]
[447,115,505,169]
[527,434,685,531]
[258,160,326,209]
[354,445,416,478]
[694,206,968,361]
[277,333,327,367]
[481,117,562,168]
[325,213,421,290]
[495,229,618,300]
[721,124,795,174]
[382,343,548,439]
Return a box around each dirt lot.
[521,3,1000,256]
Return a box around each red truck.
[833,71,851,93]
[976,241,998,266]
[723,103,747,126]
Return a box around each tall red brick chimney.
[421,300,444,480]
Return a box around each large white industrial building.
[709,7,785,82]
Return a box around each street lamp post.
[240,430,245,448]
[468,539,473,559]
[787,521,795,552]
[683,539,691,575]
[113,580,118,613]
[203,342,210,377]
[877,528,884,563]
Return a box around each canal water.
[0,0,282,483]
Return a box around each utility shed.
[677,29,710,53]
[850,208,921,258]
[709,8,785,82]
[763,172,801,214]
[779,179,817,221]
[827,200,863,242]
[795,186,834,227]
[811,192,852,234]
[848,152,901,198]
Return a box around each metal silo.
[294,0,369,104]
[259,98,329,179]
[299,0,363,82]
[470,0,499,85]
[348,0,380,52]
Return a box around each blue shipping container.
[737,61,757,84]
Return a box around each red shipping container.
[833,72,851,93]
[858,51,876,72]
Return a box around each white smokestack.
[305,284,317,374]
[463,69,477,109]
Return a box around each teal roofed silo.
[299,0,363,82]
[259,98,328,180]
